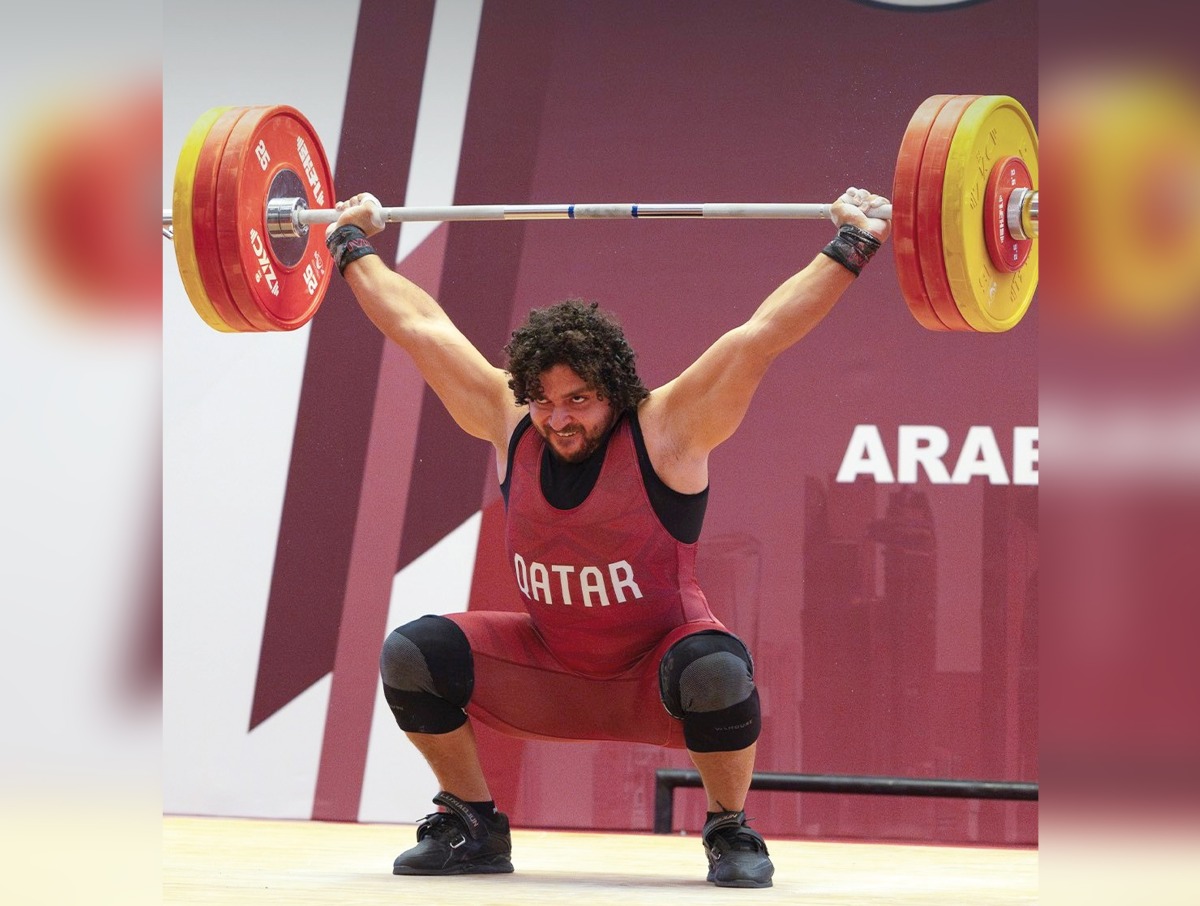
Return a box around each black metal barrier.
[653,768,1038,834]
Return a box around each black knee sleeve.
[379,615,473,734]
[659,631,761,752]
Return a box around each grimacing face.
[527,363,617,463]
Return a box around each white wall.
[163,0,486,822]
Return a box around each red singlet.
[448,413,729,747]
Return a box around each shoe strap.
[432,791,486,841]
[703,810,746,840]
[703,810,769,854]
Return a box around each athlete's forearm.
[741,253,857,362]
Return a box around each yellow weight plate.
[172,106,236,332]
[941,95,1038,332]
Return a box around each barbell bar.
[163,97,1038,333]
[164,200,895,233]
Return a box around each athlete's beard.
[537,417,613,463]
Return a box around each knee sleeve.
[379,615,473,734]
[659,631,761,753]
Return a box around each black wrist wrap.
[326,224,379,275]
[821,224,882,276]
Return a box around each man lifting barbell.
[163,90,1037,885]
[323,184,892,888]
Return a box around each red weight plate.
[215,105,335,331]
[891,95,955,331]
[915,95,981,332]
[983,155,1033,272]
[191,106,264,332]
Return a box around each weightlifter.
[324,186,891,888]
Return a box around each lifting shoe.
[701,810,774,888]
[392,791,514,875]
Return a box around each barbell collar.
[1007,188,1039,241]
[267,196,309,240]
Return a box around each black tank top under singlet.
[501,409,708,544]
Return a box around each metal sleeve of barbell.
[294,202,893,224]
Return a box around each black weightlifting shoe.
[392,791,514,875]
[701,810,774,888]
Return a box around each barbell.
[163,94,1038,333]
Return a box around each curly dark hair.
[505,298,649,411]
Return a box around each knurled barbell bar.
[163,96,1038,333]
